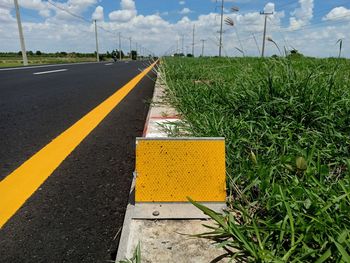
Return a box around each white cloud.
[19,0,46,10]
[0,0,14,10]
[66,0,97,8]
[264,2,275,13]
[222,3,284,33]
[10,0,51,18]
[2,0,98,20]
[179,7,191,15]
[39,8,51,17]
[92,5,104,21]
[179,1,185,5]
[109,0,137,22]
[289,0,314,30]
[0,7,15,23]
[323,7,350,21]
[120,0,135,10]
[109,9,136,22]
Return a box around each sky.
[0,0,350,57]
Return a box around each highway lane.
[0,61,149,179]
[0,61,156,262]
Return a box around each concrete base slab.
[122,219,230,263]
[116,176,228,262]
[133,203,226,219]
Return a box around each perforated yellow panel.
[135,138,226,202]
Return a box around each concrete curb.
[116,70,229,263]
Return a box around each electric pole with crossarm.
[129,37,132,59]
[200,39,206,57]
[118,32,122,60]
[260,11,273,57]
[14,0,28,66]
[218,0,224,57]
[94,20,99,62]
[192,24,195,57]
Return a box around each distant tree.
[27,50,34,56]
[35,50,42,56]
[287,49,304,58]
[118,50,124,59]
[174,53,184,57]
[99,54,106,61]
[186,53,193,57]
[60,52,67,56]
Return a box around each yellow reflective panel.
[135,138,226,202]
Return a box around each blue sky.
[18,0,350,25]
[1,0,350,57]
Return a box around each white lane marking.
[0,61,101,72]
[105,63,113,66]
[33,69,68,75]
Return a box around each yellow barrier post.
[133,138,226,218]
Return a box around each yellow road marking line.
[0,61,157,229]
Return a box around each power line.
[282,13,350,33]
[46,0,91,24]
[267,17,290,51]
[47,0,116,37]
[238,12,350,43]
[47,0,154,55]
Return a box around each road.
[0,61,156,262]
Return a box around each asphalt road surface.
[0,61,156,262]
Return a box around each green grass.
[0,56,96,67]
[118,242,141,263]
[162,57,350,262]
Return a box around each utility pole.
[129,37,132,59]
[218,0,224,57]
[118,32,122,60]
[94,20,99,62]
[136,42,138,60]
[181,34,185,55]
[260,11,273,57]
[200,39,206,57]
[14,0,28,66]
[192,24,195,57]
[176,37,179,54]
